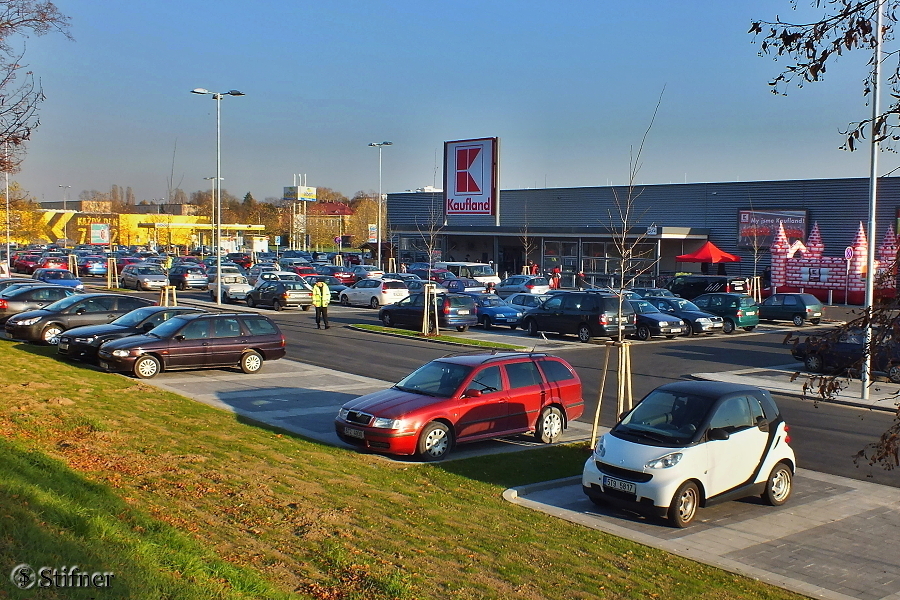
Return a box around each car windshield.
[283,282,312,291]
[630,300,661,314]
[137,267,164,275]
[670,299,700,311]
[44,294,89,311]
[146,315,191,338]
[468,265,495,276]
[477,295,505,307]
[45,271,74,280]
[393,361,473,398]
[111,306,160,327]
[616,389,715,444]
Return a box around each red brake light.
[783,424,791,444]
[736,309,744,317]
[443,300,450,315]
[525,283,534,289]
[0,299,6,309]
[599,313,608,325]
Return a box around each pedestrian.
[530,261,539,276]
[550,266,561,290]
[485,282,496,294]
[312,279,331,329]
[400,262,408,273]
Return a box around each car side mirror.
[174,334,185,341]
[142,322,155,332]
[707,427,730,441]
[755,416,769,432]
[462,388,483,398]
[75,307,86,315]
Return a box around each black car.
[378,292,478,332]
[3,293,154,344]
[0,284,77,324]
[665,275,748,300]
[97,312,287,379]
[521,291,636,342]
[628,299,687,340]
[643,296,725,335]
[246,280,313,311]
[58,305,206,361]
[790,325,900,381]
[168,264,209,290]
[629,287,675,298]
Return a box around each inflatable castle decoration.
[769,221,897,304]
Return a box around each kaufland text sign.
[444,137,499,216]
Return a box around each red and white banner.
[444,137,499,216]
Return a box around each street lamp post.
[191,88,245,305]
[58,185,71,211]
[368,141,392,269]
[202,176,221,256]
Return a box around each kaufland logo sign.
[444,137,498,216]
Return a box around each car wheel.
[209,291,216,302]
[41,324,64,345]
[888,364,900,384]
[667,481,699,528]
[382,312,394,327]
[133,355,160,379]
[456,325,469,332]
[577,324,593,343]
[302,305,311,311]
[273,299,284,312]
[417,421,452,461]
[762,463,793,506]
[509,324,518,330]
[481,316,492,330]
[536,406,563,443]
[526,319,539,337]
[810,318,821,325]
[804,354,824,373]
[681,320,694,336]
[246,296,256,308]
[743,326,756,332]
[178,281,187,291]
[636,325,651,341]
[240,350,263,374]
[368,297,380,309]
[341,295,350,307]
[792,314,805,327]
[134,279,142,291]
[722,319,735,334]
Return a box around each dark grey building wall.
[387,177,900,265]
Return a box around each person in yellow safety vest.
[312,279,331,329]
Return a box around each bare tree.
[0,1,72,171]
[519,200,537,276]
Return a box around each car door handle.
[202,342,210,347]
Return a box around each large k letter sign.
[444,137,498,216]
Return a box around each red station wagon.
[335,352,585,460]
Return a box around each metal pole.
[862,0,883,400]
[5,142,9,272]
[377,146,382,269]
[216,93,222,306]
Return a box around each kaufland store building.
[384,140,900,294]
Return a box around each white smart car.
[583,381,795,527]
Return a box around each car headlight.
[111,349,131,358]
[338,408,350,420]
[75,284,84,291]
[696,318,711,324]
[594,437,606,458]
[371,417,402,429]
[141,278,150,283]
[15,316,41,326]
[515,312,523,317]
[74,336,97,344]
[645,452,683,469]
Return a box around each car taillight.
[599,313,608,325]
[736,309,744,317]
[443,300,450,315]
[0,299,6,309]
[806,307,813,313]
[282,292,289,299]
[280,334,286,347]
[525,283,534,289]
[783,424,791,444]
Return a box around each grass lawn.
[0,341,803,600]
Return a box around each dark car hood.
[670,309,717,319]
[636,312,677,323]
[342,387,443,418]
[61,323,130,338]
[100,333,166,351]
[7,308,54,322]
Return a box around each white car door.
[704,395,770,497]
[347,280,370,305]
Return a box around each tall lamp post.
[4,143,9,273]
[202,176,221,256]
[368,141,392,269]
[58,185,71,211]
[191,88,245,305]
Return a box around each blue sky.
[13,1,881,204]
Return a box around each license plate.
[343,427,365,439]
[669,327,683,333]
[746,311,757,316]
[99,361,109,370]
[59,342,68,350]
[812,312,822,316]
[457,309,469,315]
[602,476,636,494]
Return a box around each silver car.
[505,292,552,310]
[496,275,551,297]
[121,263,169,291]
[0,284,77,323]
[207,266,254,302]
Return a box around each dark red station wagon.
[335,352,585,460]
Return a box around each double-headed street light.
[191,88,245,305]
[368,141,392,269]
[58,185,71,211]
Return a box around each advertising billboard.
[89,223,111,245]
[737,209,807,248]
[283,186,317,202]
[444,137,499,217]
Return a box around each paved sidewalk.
[505,470,900,600]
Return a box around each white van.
[433,262,500,285]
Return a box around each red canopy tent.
[676,241,741,263]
